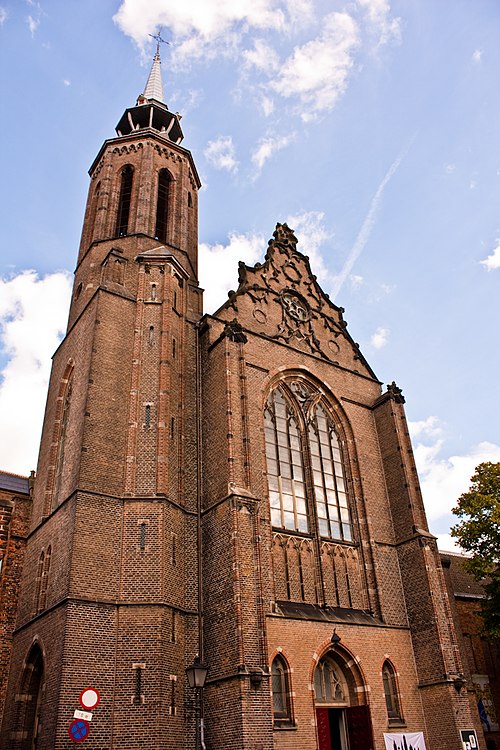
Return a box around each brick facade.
[0,57,494,750]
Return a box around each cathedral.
[0,48,496,750]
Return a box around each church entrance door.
[316,706,373,750]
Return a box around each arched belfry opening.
[13,643,44,750]
[313,646,373,750]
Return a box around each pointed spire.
[142,44,164,103]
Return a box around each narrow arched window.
[34,551,44,613]
[309,403,352,541]
[382,661,403,724]
[271,655,293,724]
[116,165,133,237]
[264,387,308,533]
[53,370,73,506]
[155,169,171,243]
[39,545,51,611]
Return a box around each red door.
[345,705,374,750]
[316,707,332,750]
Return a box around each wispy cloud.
[270,12,359,121]
[356,0,401,46]
[251,132,296,174]
[0,7,8,25]
[331,134,416,298]
[480,239,500,271]
[472,49,482,64]
[370,326,389,349]
[285,210,332,284]
[204,135,239,174]
[27,14,40,36]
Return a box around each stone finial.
[386,381,405,404]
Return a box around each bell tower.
[1,47,203,750]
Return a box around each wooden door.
[316,707,332,750]
[345,705,374,750]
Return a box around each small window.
[187,191,192,207]
[271,655,293,725]
[382,661,403,724]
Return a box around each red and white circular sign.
[79,688,100,710]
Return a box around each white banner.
[384,732,427,750]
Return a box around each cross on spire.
[148,28,169,55]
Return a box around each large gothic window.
[264,379,352,542]
[115,165,133,237]
[155,169,171,243]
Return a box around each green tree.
[451,461,500,637]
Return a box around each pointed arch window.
[264,379,352,542]
[382,660,403,724]
[314,656,348,704]
[116,165,134,237]
[271,655,293,725]
[155,169,171,243]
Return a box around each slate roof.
[0,470,30,495]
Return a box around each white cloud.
[370,326,389,349]
[445,163,455,174]
[285,210,332,285]
[472,49,482,64]
[114,0,286,60]
[260,94,275,117]
[480,239,500,271]
[251,132,296,173]
[199,231,264,313]
[0,7,8,25]
[63,79,71,87]
[0,271,72,474]
[356,0,401,46]
[27,15,39,36]
[204,136,239,174]
[270,12,359,121]
[242,38,280,72]
[409,416,500,527]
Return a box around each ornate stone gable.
[216,223,376,377]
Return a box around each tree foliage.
[451,462,500,637]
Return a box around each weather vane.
[149,27,169,54]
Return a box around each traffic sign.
[79,688,100,710]
[74,709,92,722]
[68,718,90,743]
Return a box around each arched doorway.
[313,650,374,750]
[15,643,44,750]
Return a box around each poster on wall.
[460,729,478,750]
[384,732,427,750]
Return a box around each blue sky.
[1,0,499,549]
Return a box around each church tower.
[1,46,203,749]
[1,46,486,750]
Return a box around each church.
[0,47,494,750]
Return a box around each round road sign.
[79,687,100,710]
[68,718,90,743]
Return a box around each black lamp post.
[186,656,209,750]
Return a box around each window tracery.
[264,379,352,542]
[271,655,293,724]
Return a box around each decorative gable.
[215,223,376,378]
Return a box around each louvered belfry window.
[115,165,133,237]
[264,379,352,542]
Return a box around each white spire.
[143,45,164,103]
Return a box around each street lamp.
[186,656,209,750]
